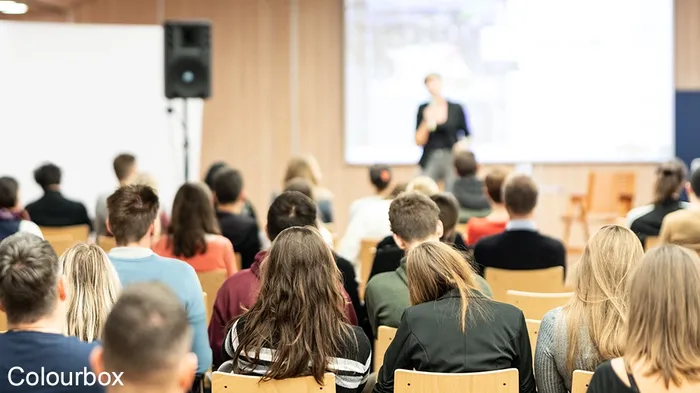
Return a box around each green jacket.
[365,258,493,335]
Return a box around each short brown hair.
[430,193,459,241]
[107,185,160,245]
[485,168,508,203]
[0,233,60,324]
[389,192,440,242]
[453,151,478,177]
[654,159,687,204]
[503,174,538,215]
[102,282,192,385]
[625,245,700,388]
[113,154,136,181]
[284,177,314,199]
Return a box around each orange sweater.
[467,217,508,245]
[153,234,237,277]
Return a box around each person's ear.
[105,219,113,236]
[149,222,156,237]
[393,234,407,250]
[238,190,246,202]
[89,347,105,376]
[436,220,444,239]
[57,275,68,302]
[686,182,692,197]
[178,352,198,391]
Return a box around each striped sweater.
[219,317,371,393]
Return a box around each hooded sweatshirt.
[208,251,359,368]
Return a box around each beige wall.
[10,0,700,247]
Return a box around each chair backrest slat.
[395,368,519,393]
[571,370,594,393]
[505,290,574,320]
[374,326,398,373]
[212,372,336,393]
[485,267,566,302]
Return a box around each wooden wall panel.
[73,0,159,24]
[675,0,700,90]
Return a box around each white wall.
[0,21,203,217]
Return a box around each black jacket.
[373,289,536,393]
[450,176,490,210]
[473,230,567,278]
[25,190,92,230]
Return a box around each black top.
[25,190,92,230]
[451,176,490,210]
[372,289,535,393]
[368,234,469,281]
[587,361,640,393]
[334,252,367,337]
[629,198,685,246]
[216,210,262,270]
[416,101,469,168]
[473,230,567,278]
[223,315,372,393]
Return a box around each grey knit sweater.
[534,307,599,393]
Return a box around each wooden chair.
[44,234,79,257]
[484,266,566,302]
[645,236,660,251]
[374,326,398,373]
[526,319,541,356]
[203,293,210,324]
[395,368,518,393]
[235,253,242,271]
[562,171,636,252]
[212,371,336,393]
[0,310,7,332]
[505,290,574,320]
[571,370,594,393]
[197,270,227,324]
[39,224,90,242]
[359,238,380,299]
[97,235,117,253]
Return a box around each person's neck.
[509,213,534,221]
[121,237,152,249]
[690,194,700,206]
[7,312,63,334]
[405,235,441,250]
[375,188,392,198]
[431,95,445,104]
[45,185,60,192]
[488,203,509,219]
[218,201,245,215]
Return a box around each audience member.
[153,183,237,276]
[466,168,509,245]
[405,175,439,196]
[95,154,137,237]
[659,166,700,252]
[587,245,700,393]
[626,158,689,246]
[365,192,491,336]
[105,185,211,374]
[0,233,103,392]
[60,243,121,343]
[284,177,335,247]
[204,161,258,220]
[0,176,42,240]
[449,150,490,222]
[26,163,92,230]
[90,283,197,393]
[535,225,643,393]
[220,226,371,393]
[284,155,334,223]
[212,168,262,270]
[373,242,535,393]
[474,173,566,277]
[349,164,393,221]
[209,191,359,368]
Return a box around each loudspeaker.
[164,20,211,99]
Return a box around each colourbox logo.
[8,367,124,387]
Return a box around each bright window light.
[0,1,28,15]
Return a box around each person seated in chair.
[474,173,566,278]
[659,166,700,253]
[0,176,42,241]
[467,168,510,245]
[26,163,92,230]
[449,150,490,223]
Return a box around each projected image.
[344,0,674,164]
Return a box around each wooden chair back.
[571,370,594,393]
[485,266,566,302]
[44,234,79,257]
[212,372,336,393]
[394,368,519,393]
[97,235,117,253]
[203,293,209,324]
[0,310,6,332]
[39,225,90,242]
[586,171,636,216]
[235,253,242,271]
[359,238,379,298]
[374,326,398,373]
[526,319,541,356]
[505,290,574,320]
[645,236,660,251]
[197,270,227,323]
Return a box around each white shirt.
[19,220,43,239]
[337,199,392,270]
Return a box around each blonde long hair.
[563,225,643,372]
[406,242,480,331]
[625,245,700,388]
[60,243,121,342]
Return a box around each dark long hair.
[167,183,220,258]
[232,226,353,384]
[653,159,687,204]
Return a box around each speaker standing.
[414,73,470,190]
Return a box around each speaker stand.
[167,99,191,183]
